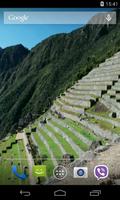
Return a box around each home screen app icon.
[33,165,47,177]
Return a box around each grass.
[31,132,54,177]
[61,108,80,117]
[86,107,120,124]
[86,110,109,117]
[57,98,85,108]
[113,127,120,135]
[64,118,97,141]
[51,120,89,151]
[88,117,120,135]
[24,127,30,133]
[0,139,29,185]
[46,124,78,158]
[54,102,81,117]
[38,127,63,160]
[0,135,16,151]
[86,103,110,118]
[89,118,113,131]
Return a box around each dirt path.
[22,131,36,185]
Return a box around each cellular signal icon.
[100,1,105,7]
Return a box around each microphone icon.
[106,14,112,22]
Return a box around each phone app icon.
[33,165,46,177]
[94,164,109,180]
[12,165,28,180]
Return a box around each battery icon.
[100,1,105,7]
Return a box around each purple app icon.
[94,165,109,180]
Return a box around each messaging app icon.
[94,164,109,180]
[33,165,46,177]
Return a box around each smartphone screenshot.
[0,0,120,199]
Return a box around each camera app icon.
[73,167,88,178]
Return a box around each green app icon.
[33,165,47,177]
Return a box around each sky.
[0,8,111,49]
[0,24,81,50]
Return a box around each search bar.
[4,11,116,25]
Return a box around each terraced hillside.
[48,51,120,184]
[1,51,120,185]
[0,134,29,185]
[21,51,120,185]
[24,113,100,180]
[51,51,120,141]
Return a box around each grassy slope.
[0,137,29,185]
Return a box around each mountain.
[0,44,29,91]
[0,47,2,53]
[0,11,120,138]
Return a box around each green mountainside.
[0,11,120,138]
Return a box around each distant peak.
[3,44,28,52]
[16,44,26,48]
[14,44,28,50]
[0,47,3,55]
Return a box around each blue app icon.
[12,165,28,180]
